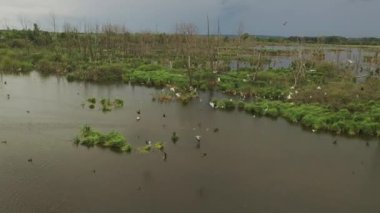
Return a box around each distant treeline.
[2,26,380,47]
[257,36,380,46]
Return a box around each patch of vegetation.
[114,99,124,108]
[68,64,128,82]
[123,65,188,88]
[211,99,380,138]
[82,97,124,112]
[211,99,236,111]
[74,125,131,153]
[171,132,179,143]
[87,97,96,104]
[138,144,152,153]
[154,142,164,151]
[2,28,380,140]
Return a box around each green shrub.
[102,132,126,148]
[74,125,131,151]
[36,59,56,74]
[87,98,96,104]
[213,99,236,110]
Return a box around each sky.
[0,0,378,37]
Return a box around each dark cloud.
[0,0,379,37]
[348,0,375,2]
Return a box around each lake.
[1,72,379,213]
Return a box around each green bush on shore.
[212,98,380,138]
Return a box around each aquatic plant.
[102,131,126,148]
[156,92,174,103]
[171,132,179,143]
[212,98,380,138]
[138,145,152,153]
[154,142,164,151]
[114,99,124,108]
[74,125,103,147]
[123,67,188,88]
[97,98,124,112]
[237,101,246,111]
[212,99,236,111]
[87,97,96,104]
[74,125,131,153]
[121,144,132,153]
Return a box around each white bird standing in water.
[195,135,201,142]
[136,116,141,121]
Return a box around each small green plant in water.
[154,142,164,151]
[114,99,124,108]
[87,97,96,104]
[100,98,112,112]
[171,132,179,143]
[74,125,131,153]
[138,144,152,153]
[121,144,132,153]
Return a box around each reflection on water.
[1,72,380,213]
[230,45,380,81]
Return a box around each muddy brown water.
[1,72,380,213]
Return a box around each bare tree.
[49,12,57,33]
[18,15,28,30]
[235,21,245,71]
[292,41,307,88]
[237,21,244,37]
[1,18,10,30]
[176,23,198,86]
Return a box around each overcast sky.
[0,0,378,37]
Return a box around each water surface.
[1,72,380,213]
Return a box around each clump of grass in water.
[74,125,102,147]
[154,142,164,151]
[114,99,124,108]
[138,144,152,153]
[100,98,124,112]
[154,92,174,103]
[100,98,113,112]
[83,97,124,111]
[137,142,165,153]
[237,101,245,111]
[176,89,198,105]
[87,97,96,104]
[212,99,236,111]
[171,132,179,143]
[121,144,132,152]
[74,125,131,153]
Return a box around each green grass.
[211,99,380,138]
[123,65,188,88]
[74,125,131,152]
[212,99,236,111]
[87,98,96,104]
[154,142,164,151]
[2,29,380,140]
